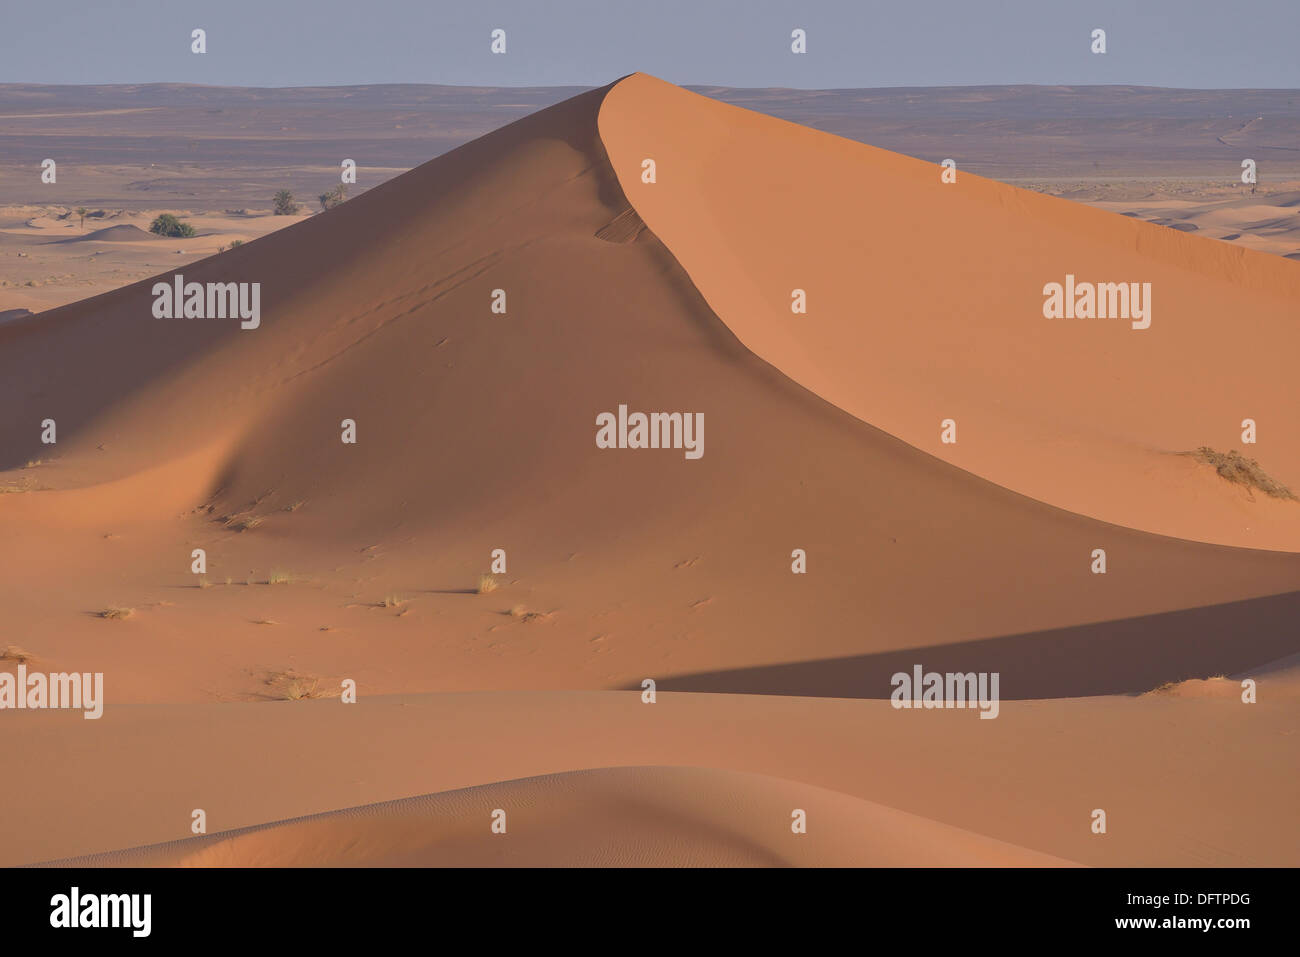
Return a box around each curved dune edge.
[597,74,1300,551]
[40,765,1077,867]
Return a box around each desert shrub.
[149,213,196,238]
[1183,447,1296,501]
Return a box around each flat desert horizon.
[2,53,1298,908]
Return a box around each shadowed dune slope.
[599,73,1300,551]
[42,766,1075,867]
[0,78,1298,702]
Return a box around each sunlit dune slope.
[599,73,1300,551]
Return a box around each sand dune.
[599,73,1300,551]
[6,685,1294,868]
[56,223,155,243]
[1,74,1296,867]
[44,765,1074,868]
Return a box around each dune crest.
[598,73,1300,550]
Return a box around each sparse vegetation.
[318,184,347,211]
[477,574,499,594]
[223,514,263,532]
[149,213,196,238]
[283,500,305,512]
[1182,447,1296,501]
[228,239,244,248]
[197,576,212,589]
[507,604,546,622]
[75,207,88,230]
[265,670,337,701]
[0,645,35,663]
[273,190,300,216]
[1148,673,1230,694]
[267,569,294,585]
[377,593,406,608]
[99,606,135,620]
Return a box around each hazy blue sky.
[5,0,1298,89]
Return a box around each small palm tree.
[318,184,347,212]
[273,189,300,215]
[75,207,88,230]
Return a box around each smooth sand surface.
[42,765,1075,868]
[9,684,1297,868]
[2,75,1296,867]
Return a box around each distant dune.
[0,75,1296,868]
[56,223,155,243]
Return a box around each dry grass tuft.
[0,645,36,664]
[507,604,547,622]
[1147,673,1231,694]
[99,606,135,620]
[1181,447,1296,501]
[265,670,338,701]
[477,574,499,594]
[223,514,263,532]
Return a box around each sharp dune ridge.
[0,74,1296,867]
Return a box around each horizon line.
[2,78,1299,95]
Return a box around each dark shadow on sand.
[627,589,1300,700]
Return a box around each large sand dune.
[1,75,1296,867]
[601,73,1300,551]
